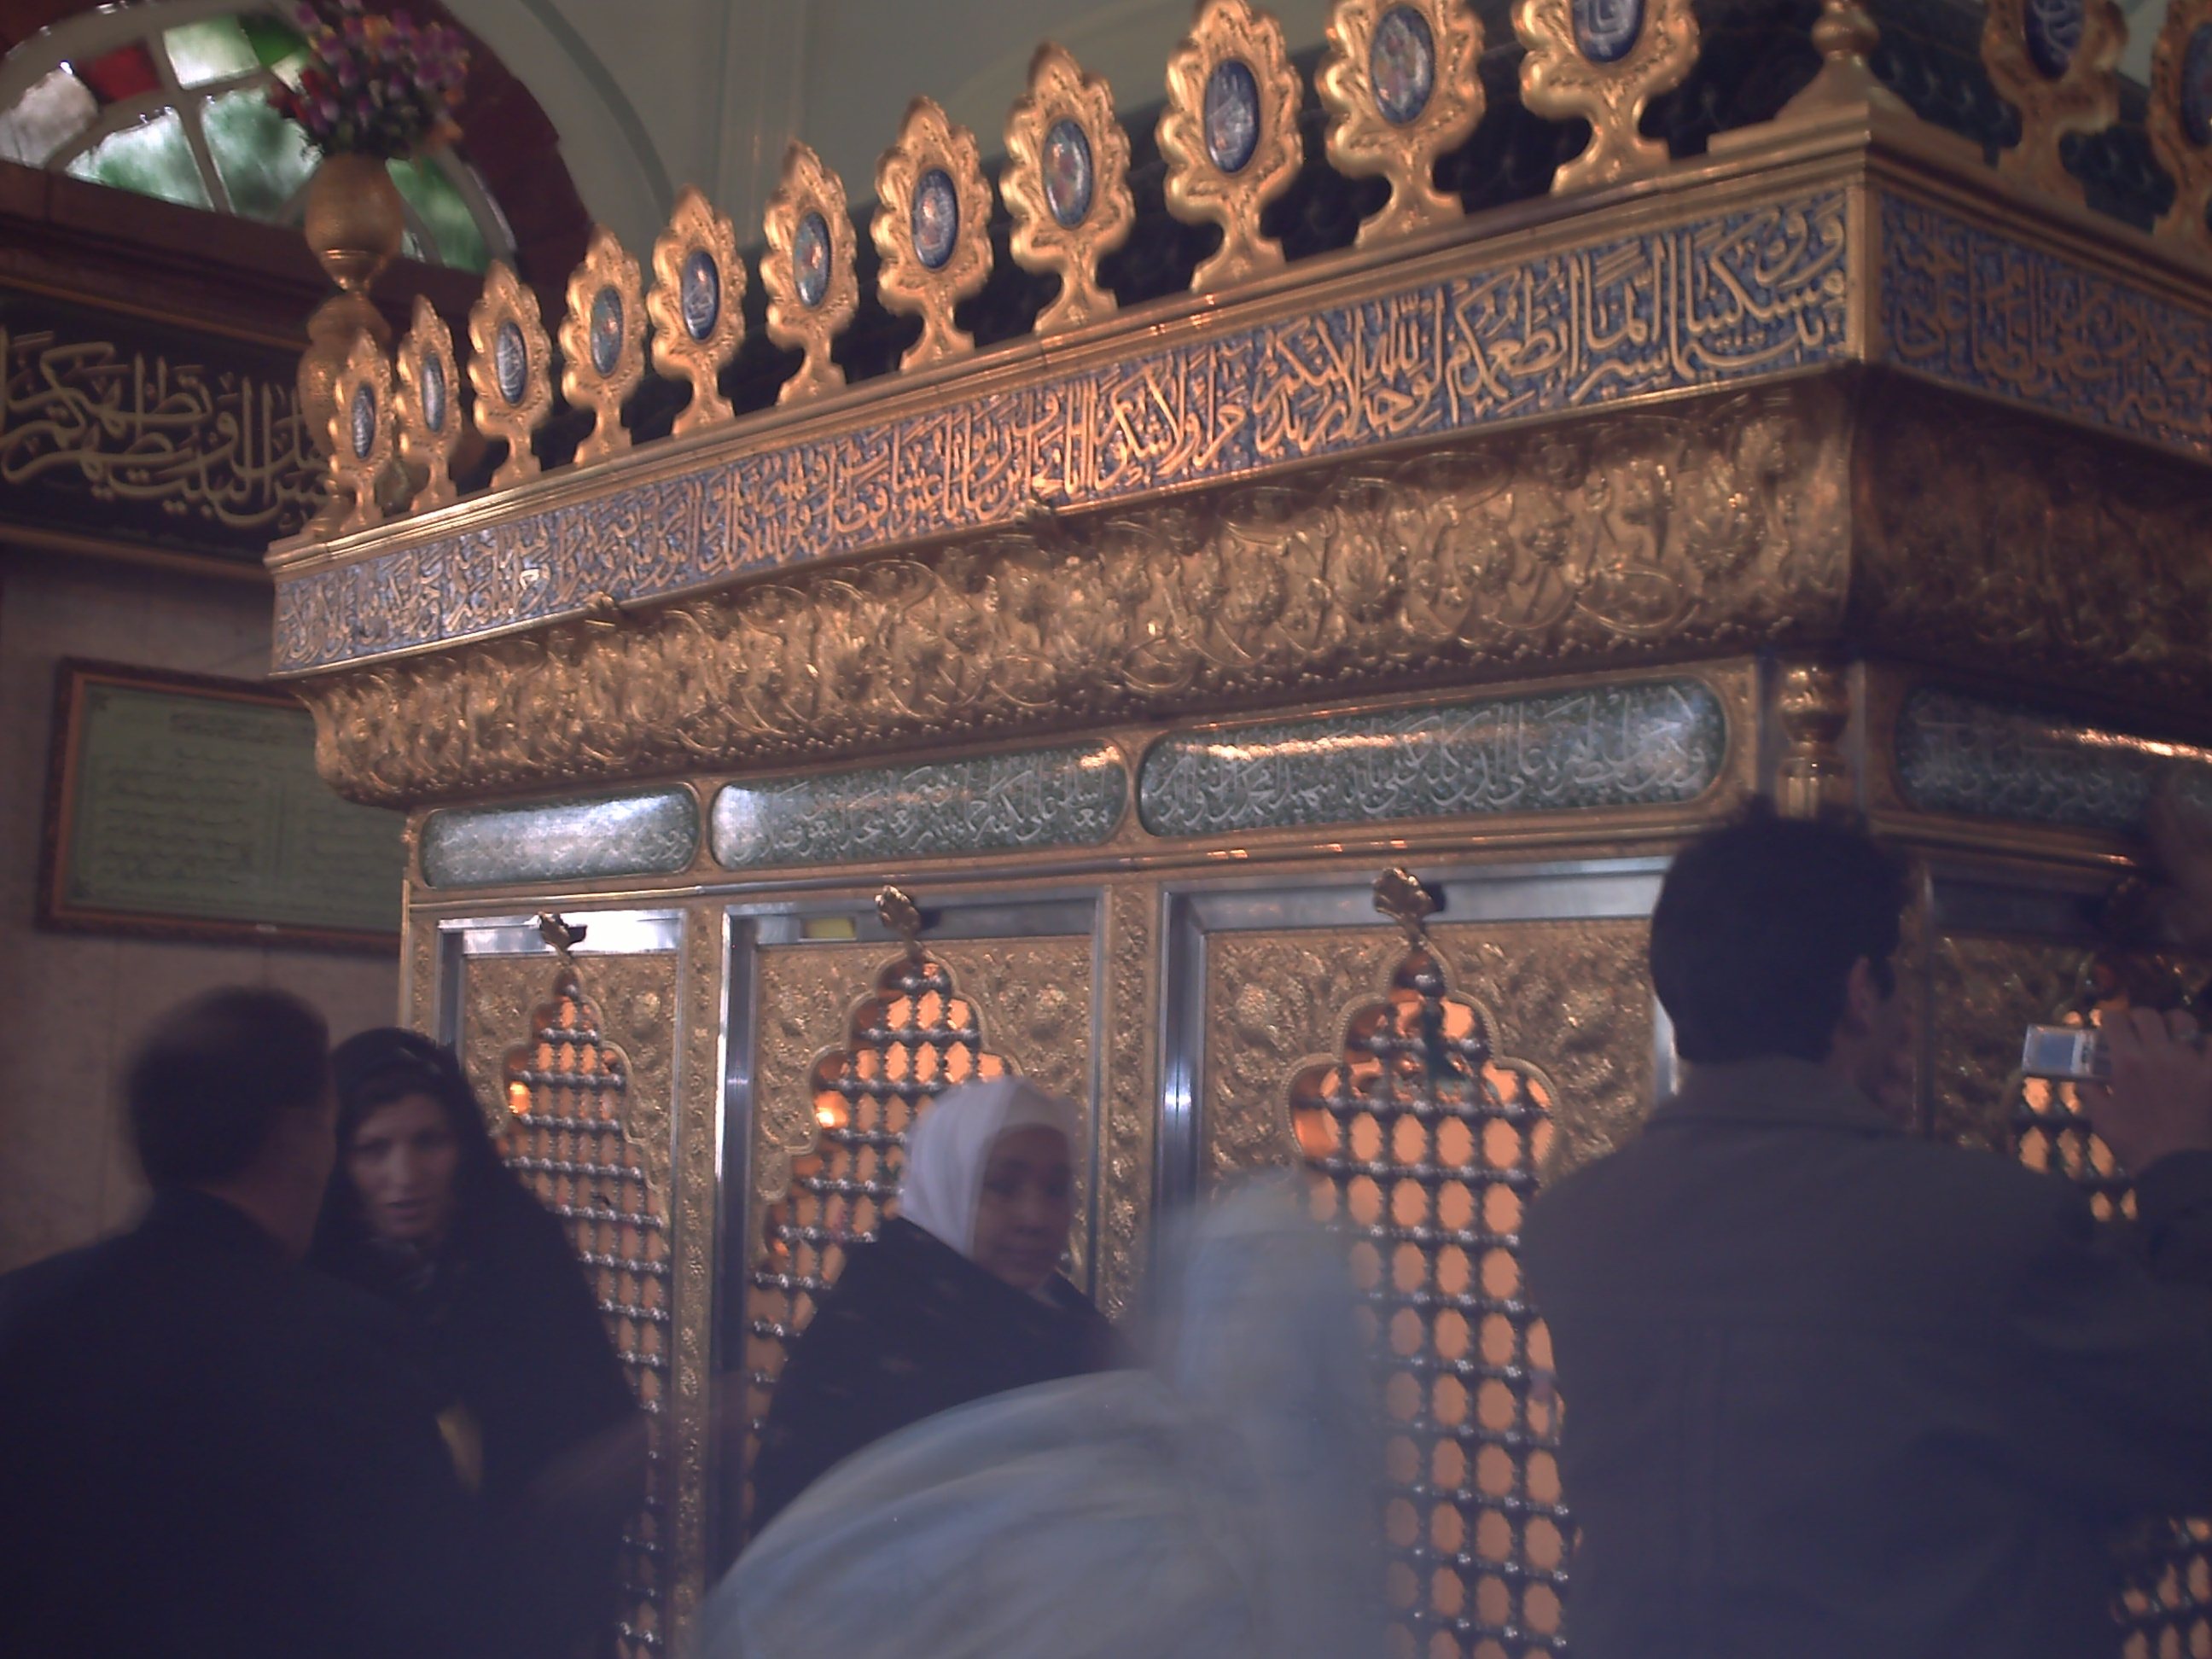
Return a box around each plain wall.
[0,551,400,1273]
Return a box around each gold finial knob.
[537,912,587,962]
[1373,867,1437,944]
[1772,0,1908,122]
[876,886,925,961]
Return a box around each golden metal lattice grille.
[497,968,671,1656]
[1292,940,1567,1659]
[741,950,1011,1529]
[2002,963,2210,1656]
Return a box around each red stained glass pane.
[79,44,160,104]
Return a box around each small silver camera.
[2020,1026,2110,1083]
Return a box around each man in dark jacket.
[1523,806,2212,1659]
[0,988,499,1659]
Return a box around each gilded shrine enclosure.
[274,0,2212,1649]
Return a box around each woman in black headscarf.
[310,1028,639,1658]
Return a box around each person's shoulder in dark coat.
[1522,1055,2212,1659]
[747,1217,1118,1534]
[0,1190,495,1659]
[440,1178,639,1504]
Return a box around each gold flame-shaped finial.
[1373,867,1437,944]
[876,885,925,962]
[536,911,587,963]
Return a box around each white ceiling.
[444,0,1339,256]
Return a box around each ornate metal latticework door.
[2009,969,2212,1659]
[498,964,672,1657]
[1292,909,1569,1659]
[740,945,1013,1531]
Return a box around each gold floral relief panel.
[667,910,725,1624]
[406,917,437,1033]
[1204,919,1652,1184]
[298,379,1853,809]
[460,952,679,1153]
[749,944,877,1219]
[1098,883,1158,1319]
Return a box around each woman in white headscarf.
[704,1178,1384,1659]
[746,1077,1118,1532]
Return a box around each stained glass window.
[0,3,506,271]
[66,109,208,209]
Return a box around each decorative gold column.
[1773,661,1853,818]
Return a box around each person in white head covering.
[701,1178,1385,1659]
[746,1077,1117,1532]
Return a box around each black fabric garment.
[0,1190,498,1659]
[312,1174,638,1656]
[1522,1055,2212,1659]
[748,1217,1119,1534]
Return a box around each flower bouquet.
[269,1,469,159]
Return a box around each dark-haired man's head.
[126,988,335,1254]
[1650,801,1913,1117]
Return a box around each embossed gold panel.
[299,380,1849,809]
[1205,919,1653,1184]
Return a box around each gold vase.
[296,153,406,536]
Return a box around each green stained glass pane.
[203,88,317,221]
[239,15,308,69]
[66,112,210,210]
[165,19,259,88]
[387,155,489,271]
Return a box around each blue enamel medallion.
[493,320,526,405]
[911,168,959,270]
[1371,7,1436,125]
[1043,119,1094,227]
[2024,0,2084,77]
[588,286,623,376]
[1573,0,1642,62]
[793,211,830,307]
[348,383,375,459]
[419,350,446,433]
[681,248,719,340]
[1204,59,1261,172]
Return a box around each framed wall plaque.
[39,661,405,952]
